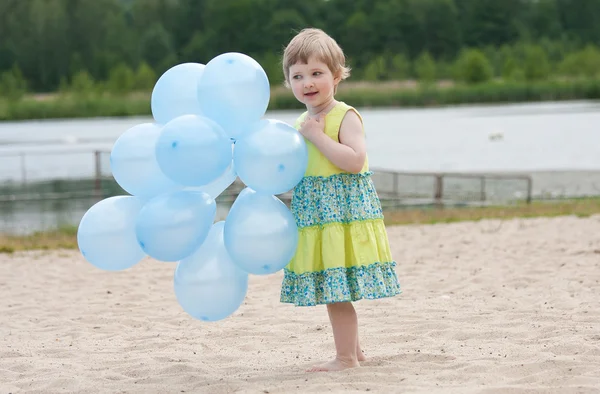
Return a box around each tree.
[371,0,409,55]
[6,0,69,91]
[2,0,600,93]
[523,0,562,40]
[267,9,307,56]
[364,56,387,81]
[502,55,521,81]
[414,52,436,83]
[454,49,494,84]
[134,62,157,90]
[341,11,374,70]
[257,51,285,86]
[107,63,135,93]
[458,0,522,47]
[66,0,124,81]
[420,0,462,59]
[559,45,600,78]
[70,70,96,96]
[0,64,28,100]
[140,23,176,74]
[390,54,411,80]
[523,45,550,81]
[556,0,600,43]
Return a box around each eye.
[292,75,302,80]
[313,71,322,76]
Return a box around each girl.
[279,28,402,372]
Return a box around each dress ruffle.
[281,261,401,306]
[287,219,394,274]
[292,172,382,228]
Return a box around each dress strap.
[294,112,308,129]
[326,102,364,141]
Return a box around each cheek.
[318,78,334,90]
[291,81,304,95]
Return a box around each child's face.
[288,56,340,108]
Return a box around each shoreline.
[2,79,600,122]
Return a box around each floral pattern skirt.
[280,172,401,307]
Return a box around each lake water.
[1,101,600,234]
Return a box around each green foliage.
[4,78,600,122]
[414,52,436,83]
[107,63,135,93]
[502,55,519,80]
[258,52,285,87]
[523,45,551,81]
[69,70,96,96]
[0,65,28,100]
[454,49,494,84]
[133,62,157,91]
[139,23,176,75]
[181,31,209,63]
[2,0,600,96]
[364,56,387,81]
[390,54,411,80]
[559,45,600,78]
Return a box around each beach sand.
[1,216,599,393]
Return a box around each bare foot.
[358,350,367,362]
[307,357,360,372]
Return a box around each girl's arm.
[300,110,367,174]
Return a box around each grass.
[1,198,599,253]
[383,198,600,225]
[2,78,600,121]
[0,225,78,254]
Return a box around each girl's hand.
[302,109,366,174]
[299,113,325,143]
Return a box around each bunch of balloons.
[77,53,308,322]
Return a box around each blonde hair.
[282,28,351,88]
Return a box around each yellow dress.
[280,101,401,306]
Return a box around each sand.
[1,216,599,393]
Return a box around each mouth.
[304,92,318,97]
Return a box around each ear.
[333,70,342,85]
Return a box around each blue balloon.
[197,52,270,140]
[224,188,298,275]
[151,63,205,125]
[110,123,183,199]
[174,221,249,322]
[77,196,146,271]
[135,190,216,262]
[156,115,233,187]
[234,119,307,195]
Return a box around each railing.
[371,169,532,206]
[0,149,535,206]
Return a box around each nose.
[303,78,314,89]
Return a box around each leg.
[307,302,361,372]
[357,332,367,362]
